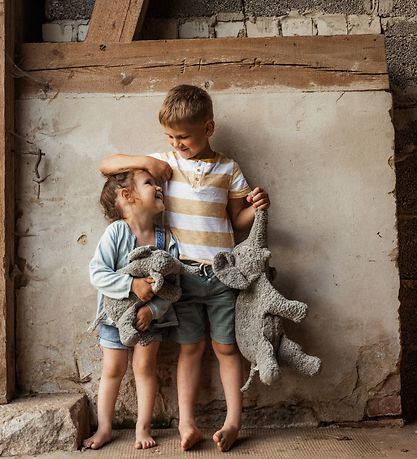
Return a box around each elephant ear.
[128,245,157,262]
[213,252,251,290]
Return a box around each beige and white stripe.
[149,151,251,263]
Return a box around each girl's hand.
[247,186,270,210]
[146,157,172,183]
[131,277,154,302]
[136,305,153,331]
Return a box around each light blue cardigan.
[89,219,179,330]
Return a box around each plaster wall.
[15,89,399,426]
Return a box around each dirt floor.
[8,424,417,459]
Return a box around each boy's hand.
[146,157,172,183]
[247,186,270,210]
[136,305,153,331]
[131,277,154,302]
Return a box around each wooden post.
[0,0,15,403]
[86,0,150,43]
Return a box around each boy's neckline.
[172,150,217,162]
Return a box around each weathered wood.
[17,35,389,95]
[0,0,15,403]
[86,0,150,43]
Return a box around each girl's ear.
[205,119,215,137]
[120,187,135,203]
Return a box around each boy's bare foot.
[134,427,157,449]
[83,429,112,450]
[179,423,204,451]
[213,425,239,452]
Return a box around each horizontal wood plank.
[17,35,389,95]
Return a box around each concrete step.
[6,424,417,459]
[0,393,89,457]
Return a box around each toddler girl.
[84,169,177,450]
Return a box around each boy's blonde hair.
[159,84,213,126]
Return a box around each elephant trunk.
[246,208,268,248]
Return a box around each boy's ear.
[205,119,215,137]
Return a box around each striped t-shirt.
[149,151,251,264]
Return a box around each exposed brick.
[246,17,279,37]
[215,21,245,38]
[77,23,88,41]
[315,14,347,35]
[366,395,402,417]
[244,0,366,17]
[281,15,313,36]
[141,19,178,40]
[347,14,381,34]
[378,0,394,16]
[42,22,74,42]
[147,0,242,19]
[179,19,210,39]
[216,12,244,22]
[392,0,417,17]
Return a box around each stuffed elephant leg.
[277,335,321,376]
[256,338,281,385]
[260,276,308,323]
[118,304,155,347]
[149,271,164,293]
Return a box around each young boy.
[100,85,270,452]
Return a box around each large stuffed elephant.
[213,209,321,391]
[90,246,197,347]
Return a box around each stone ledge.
[0,393,89,457]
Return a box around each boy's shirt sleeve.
[89,224,133,299]
[229,160,252,199]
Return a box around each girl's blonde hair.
[159,84,213,126]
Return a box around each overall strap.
[155,225,165,250]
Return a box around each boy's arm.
[99,154,172,182]
[227,186,270,231]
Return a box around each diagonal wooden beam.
[86,0,150,43]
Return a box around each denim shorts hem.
[210,335,236,345]
[99,336,129,350]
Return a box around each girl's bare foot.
[83,429,112,450]
[179,423,204,451]
[213,425,239,452]
[134,427,157,449]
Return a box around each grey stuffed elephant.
[90,246,197,347]
[213,209,321,391]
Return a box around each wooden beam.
[17,35,389,96]
[0,0,16,403]
[86,0,150,43]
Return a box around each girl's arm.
[99,154,172,183]
[90,225,155,302]
[89,225,133,299]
